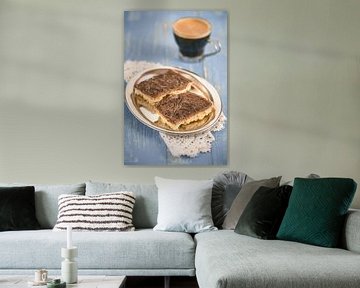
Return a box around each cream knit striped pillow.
[53,192,136,231]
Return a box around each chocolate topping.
[135,70,191,98]
[156,92,212,124]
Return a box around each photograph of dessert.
[124,11,227,165]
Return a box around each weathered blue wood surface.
[124,11,227,165]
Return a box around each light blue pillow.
[153,177,217,233]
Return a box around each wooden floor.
[126,276,199,288]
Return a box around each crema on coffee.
[172,17,211,39]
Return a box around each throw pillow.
[212,171,250,228]
[153,177,217,233]
[53,192,136,231]
[234,185,293,239]
[277,177,357,248]
[222,176,281,230]
[0,186,41,231]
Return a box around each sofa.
[0,175,359,288]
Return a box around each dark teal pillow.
[276,178,357,247]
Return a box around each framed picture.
[124,10,228,165]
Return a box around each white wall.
[0,0,359,207]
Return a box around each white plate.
[125,66,222,135]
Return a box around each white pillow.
[153,177,217,233]
[53,192,135,232]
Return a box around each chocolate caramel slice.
[155,92,214,130]
[134,70,192,104]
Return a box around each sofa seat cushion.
[0,229,195,271]
[195,230,360,288]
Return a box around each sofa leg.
[164,276,170,288]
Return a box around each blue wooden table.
[124,10,227,165]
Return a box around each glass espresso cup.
[172,17,221,62]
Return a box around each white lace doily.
[124,60,226,158]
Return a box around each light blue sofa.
[0,181,195,284]
[0,181,359,288]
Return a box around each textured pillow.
[222,176,281,229]
[235,185,292,239]
[277,178,357,247]
[53,192,136,231]
[0,186,41,231]
[0,183,85,228]
[86,181,158,229]
[212,171,250,228]
[153,177,217,233]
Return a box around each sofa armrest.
[342,209,360,253]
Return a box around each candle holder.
[61,247,78,284]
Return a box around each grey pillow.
[86,181,158,229]
[0,183,86,229]
[222,176,281,230]
[212,171,250,228]
[153,177,217,233]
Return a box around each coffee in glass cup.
[172,17,221,62]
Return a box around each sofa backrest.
[86,181,158,229]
